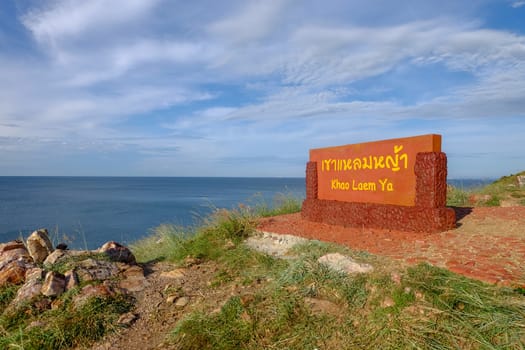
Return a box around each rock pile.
[0,228,146,311]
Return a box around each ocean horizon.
[0,176,493,249]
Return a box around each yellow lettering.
[331,178,350,191]
[373,156,385,169]
[322,159,330,171]
[352,180,377,191]
[379,178,394,192]
[321,145,408,173]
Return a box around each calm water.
[0,176,492,249]
[0,177,305,249]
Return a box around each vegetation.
[447,171,525,207]
[130,192,525,349]
[165,233,525,349]
[131,193,303,263]
[0,286,133,350]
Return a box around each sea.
[0,177,305,249]
[0,176,492,249]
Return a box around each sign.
[309,134,441,206]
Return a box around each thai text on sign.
[309,134,441,206]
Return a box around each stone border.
[302,152,456,233]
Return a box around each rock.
[64,270,79,290]
[119,265,147,292]
[304,297,340,316]
[174,296,189,307]
[27,229,54,264]
[118,312,138,327]
[98,241,136,264]
[160,268,186,280]
[73,284,115,308]
[0,240,29,258]
[0,240,35,286]
[245,231,308,258]
[76,258,119,282]
[381,297,395,308]
[166,294,189,307]
[166,295,178,303]
[41,271,66,297]
[183,256,202,267]
[43,249,67,266]
[317,253,374,274]
[11,268,44,305]
[44,249,94,267]
[33,298,52,311]
[518,175,525,188]
[0,259,30,286]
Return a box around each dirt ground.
[88,206,525,349]
[88,259,266,350]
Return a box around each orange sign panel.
[310,134,441,206]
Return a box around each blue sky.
[0,0,524,178]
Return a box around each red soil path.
[258,207,525,286]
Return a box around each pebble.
[174,296,189,307]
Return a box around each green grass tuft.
[0,292,133,350]
[254,192,303,217]
[446,185,471,207]
[172,296,252,350]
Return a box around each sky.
[0,0,524,178]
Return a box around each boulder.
[0,240,29,256]
[98,241,136,264]
[0,240,33,268]
[0,260,30,286]
[64,269,79,291]
[27,229,54,264]
[12,268,45,306]
[118,265,147,292]
[43,249,67,266]
[44,249,93,267]
[76,258,119,282]
[41,271,66,297]
[0,240,35,286]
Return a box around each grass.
[131,193,303,263]
[0,287,133,350]
[157,224,525,350]
[168,240,525,349]
[447,171,525,207]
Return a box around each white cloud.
[209,0,290,43]
[511,1,525,8]
[1,0,524,176]
[22,0,160,47]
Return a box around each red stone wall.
[301,152,456,233]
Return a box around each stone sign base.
[302,152,456,233]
